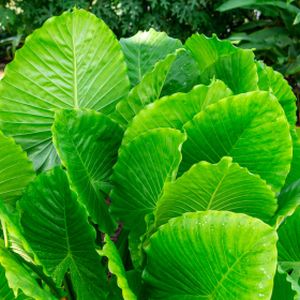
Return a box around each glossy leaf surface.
[0,9,129,170]
[155,157,276,226]
[181,91,292,191]
[144,211,277,300]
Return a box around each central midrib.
[71,15,78,108]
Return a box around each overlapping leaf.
[155,157,276,227]
[0,9,129,170]
[19,167,108,300]
[285,128,300,187]
[114,51,177,127]
[120,29,181,87]
[273,179,300,226]
[110,128,186,231]
[122,80,232,145]
[0,132,35,207]
[144,211,277,299]
[52,109,122,234]
[181,91,292,191]
[277,206,300,297]
[257,61,297,127]
[100,236,136,300]
[185,34,258,93]
[0,241,56,300]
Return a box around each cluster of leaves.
[0,8,300,300]
[0,0,249,60]
[218,1,300,87]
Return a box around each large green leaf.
[143,211,277,299]
[110,128,186,232]
[52,109,122,234]
[100,235,137,300]
[122,80,232,145]
[113,51,177,127]
[120,29,181,87]
[181,91,292,191]
[155,157,276,227]
[257,61,297,127]
[0,240,56,300]
[0,9,129,171]
[185,34,258,94]
[19,167,108,300]
[0,132,35,207]
[277,206,300,297]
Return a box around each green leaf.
[273,179,300,226]
[143,211,277,299]
[271,270,296,300]
[277,206,300,297]
[113,51,177,127]
[0,264,19,299]
[181,91,292,192]
[100,236,137,300]
[52,109,122,234]
[285,129,300,186]
[110,128,186,232]
[120,29,181,87]
[293,12,300,25]
[162,49,200,96]
[0,240,56,300]
[257,61,297,127]
[0,9,129,171]
[0,132,35,207]
[155,157,276,227]
[19,167,108,300]
[122,80,232,146]
[185,34,258,94]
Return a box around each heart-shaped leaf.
[19,167,108,300]
[0,9,129,171]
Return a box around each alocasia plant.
[0,7,299,300]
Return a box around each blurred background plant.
[0,0,299,122]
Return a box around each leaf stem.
[1,219,8,248]
[64,273,76,300]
